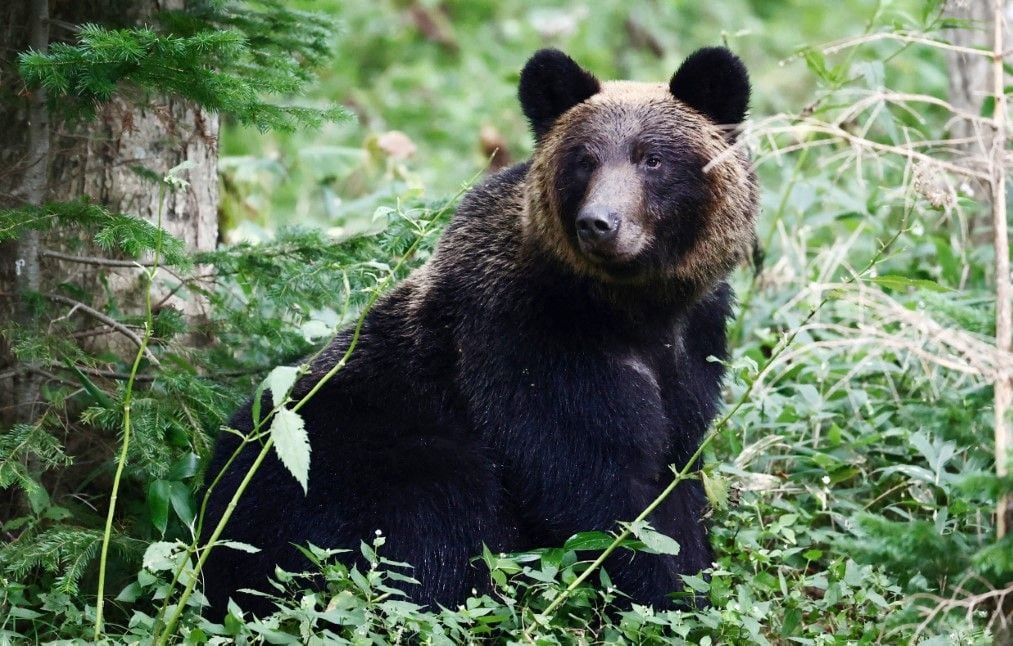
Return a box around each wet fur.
[202,49,757,617]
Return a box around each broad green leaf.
[271,407,311,494]
[869,274,951,293]
[166,452,199,480]
[681,573,710,593]
[167,480,194,524]
[115,581,142,603]
[702,470,730,511]
[628,521,680,556]
[300,319,332,342]
[563,531,615,551]
[148,479,170,535]
[782,607,803,635]
[143,540,185,572]
[266,365,300,402]
[217,540,261,553]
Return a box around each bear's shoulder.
[433,162,529,279]
[455,162,529,221]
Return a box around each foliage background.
[1,0,1011,643]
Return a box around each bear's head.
[519,48,757,294]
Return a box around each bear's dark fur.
[201,47,757,616]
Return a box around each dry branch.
[43,293,161,367]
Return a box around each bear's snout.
[572,163,647,264]
[576,205,620,249]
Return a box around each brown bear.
[201,46,757,617]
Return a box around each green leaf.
[981,95,996,117]
[9,607,43,620]
[869,274,951,293]
[782,607,802,635]
[702,470,730,511]
[148,479,170,535]
[300,319,332,342]
[143,540,185,572]
[116,581,142,603]
[680,573,710,593]
[217,540,261,553]
[270,407,311,494]
[563,531,616,551]
[627,521,680,556]
[251,379,267,427]
[168,480,195,524]
[265,365,300,402]
[166,452,199,480]
[61,358,114,408]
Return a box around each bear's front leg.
[502,437,696,607]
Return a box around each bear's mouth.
[577,245,650,281]
[575,224,648,269]
[579,245,636,264]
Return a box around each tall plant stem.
[93,185,165,640]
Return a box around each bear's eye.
[576,154,596,171]
[643,155,663,170]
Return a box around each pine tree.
[0,0,348,631]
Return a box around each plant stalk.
[93,185,165,640]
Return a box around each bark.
[5,0,50,425]
[987,0,1013,547]
[946,0,998,142]
[0,0,219,424]
[945,0,1011,235]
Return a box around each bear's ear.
[519,49,600,140]
[669,47,750,127]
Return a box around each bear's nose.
[576,206,620,245]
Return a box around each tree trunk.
[945,0,1010,222]
[0,0,219,424]
[948,2,1013,639]
[946,0,997,140]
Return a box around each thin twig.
[756,122,991,181]
[40,249,157,267]
[42,293,161,367]
[822,31,992,58]
[57,365,157,382]
[833,90,995,129]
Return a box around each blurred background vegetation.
[220,0,943,237]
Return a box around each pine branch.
[17,3,349,132]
